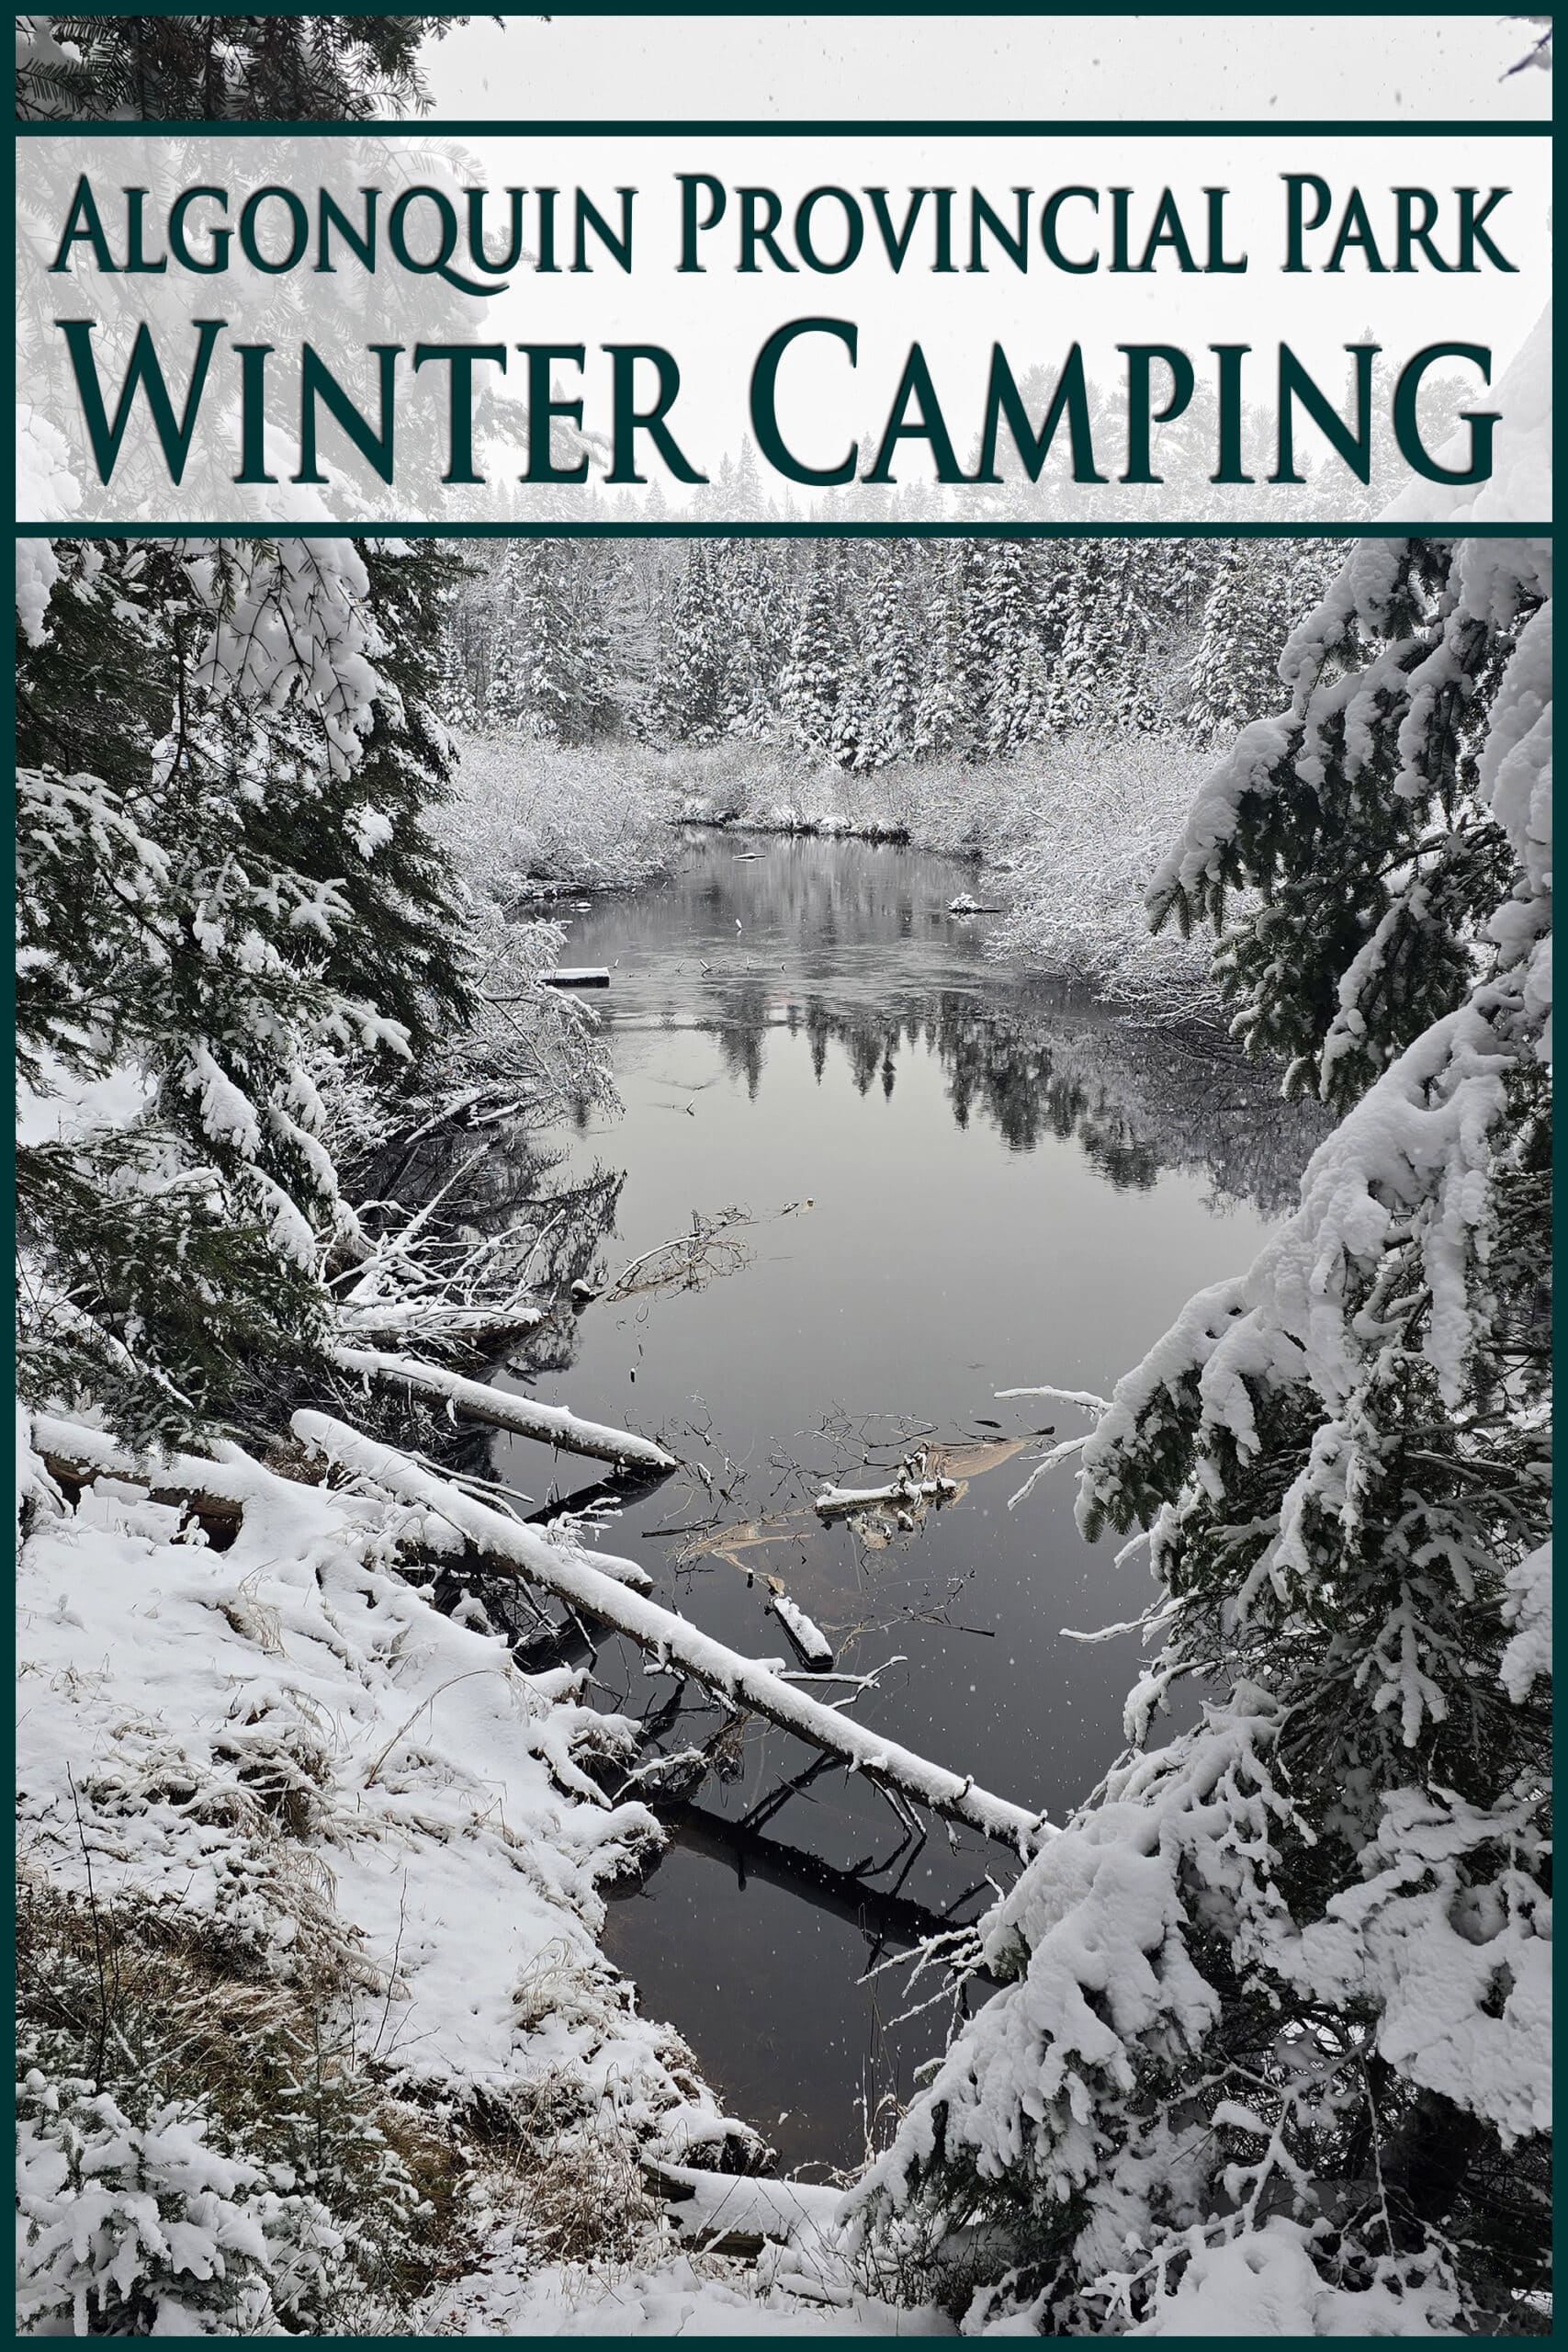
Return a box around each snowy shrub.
[954,735,1224,1014]
[441,730,677,896]
[13,1871,443,2334]
[16,2069,314,2335]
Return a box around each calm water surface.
[488,835,1314,2173]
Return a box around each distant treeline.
[439,536,1343,765]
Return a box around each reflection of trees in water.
[700,979,1328,1212]
[348,1112,626,1436]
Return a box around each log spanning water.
[294,1410,1052,1856]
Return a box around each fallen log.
[339,1304,550,1351]
[293,1412,1050,1855]
[815,1473,959,1519]
[540,967,610,989]
[28,1414,272,1544]
[331,1345,677,1474]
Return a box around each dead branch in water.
[602,1207,751,1301]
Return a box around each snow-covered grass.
[16,1411,874,2334]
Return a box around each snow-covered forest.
[17,517,1552,2335]
[443,534,1342,760]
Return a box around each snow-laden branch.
[293,1411,1052,1856]
[330,1345,678,1473]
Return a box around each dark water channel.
[488,834,1317,2175]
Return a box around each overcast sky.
[419,15,1551,124]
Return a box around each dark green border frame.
[14,116,1556,135]
[5,26,1559,2344]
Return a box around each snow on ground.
[15,1408,928,2332]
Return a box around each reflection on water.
[475,835,1322,2172]
[564,832,1320,1208]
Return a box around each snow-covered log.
[331,1345,677,1472]
[815,1473,959,1519]
[31,1408,654,1599]
[293,1412,1050,1854]
[770,1593,834,1668]
[29,1413,271,1534]
[340,1303,550,1350]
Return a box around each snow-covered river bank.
[484,832,1325,2172]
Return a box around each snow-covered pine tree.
[15,14,451,118]
[909,556,974,757]
[1186,539,1295,743]
[490,541,571,741]
[857,548,920,767]
[487,539,614,743]
[857,526,1551,2333]
[722,539,795,737]
[1041,542,1100,731]
[1094,540,1173,732]
[433,608,481,732]
[778,548,848,760]
[559,544,619,740]
[829,653,874,772]
[649,541,737,742]
[16,537,471,1445]
[987,632,1053,754]
[963,540,1048,756]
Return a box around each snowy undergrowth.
[16,1409,902,2335]
[453,726,1221,1014]
[441,731,679,899]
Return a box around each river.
[486,832,1320,2176]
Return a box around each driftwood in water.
[293,1411,1050,1855]
[770,1593,834,1667]
[815,1472,959,1520]
[331,1345,678,1473]
[540,967,610,989]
